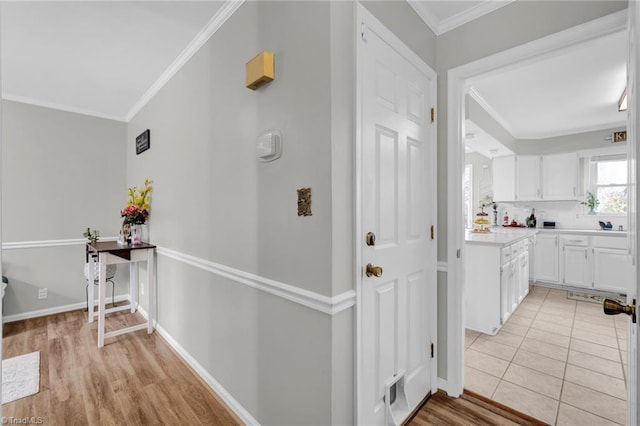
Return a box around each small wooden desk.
[86,241,156,347]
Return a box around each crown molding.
[407,1,440,35]
[468,88,517,137]
[2,94,126,122]
[439,1,515,35]
[124,0,245,122]
[408,0,514,36]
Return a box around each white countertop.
[465,228,538,246]
[465,226,627,246]
[536,228,627,237]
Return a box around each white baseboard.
[137,307,259,425]
[2,294,130,323]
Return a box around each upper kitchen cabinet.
[542,152,578,200]
[493,155,516,202]
[517,155,542,201]
[493,152,579,202]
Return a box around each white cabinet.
[536,232,629,294]
[493,155,516,202]
[500,259,514,324]
[466,237,530,335]
[534,234,559,283]
[493,152,578,202]
[518,246,530,302]
[516,156,542,201]
[592,237,630,294]
[593,248,629,293]
[562,246,590,287]
[542,152,578,200]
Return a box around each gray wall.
[468,94,627,155]
[2,0,628,422]
[435,0,628,379]
[517,127,628,155]
[362,1,437,68]
[126,1,434,424]
[2,100,127,315]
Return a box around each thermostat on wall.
[257,130,282,162]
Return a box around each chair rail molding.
[1,238,357,315]
[156,246,356,316]
[2,237,118,250]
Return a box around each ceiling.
[465,119,514,158]
[0,0,628,137]
[1,1,226,121]
[469,30,627,140]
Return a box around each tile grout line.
[554,288,577,426]
[465,285,627,425]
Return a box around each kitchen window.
[589,153,628,214]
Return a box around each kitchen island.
[465,227,538,335]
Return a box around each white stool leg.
[98,253,107,348]
[147,248,155,334]
[130,262,138,313]
[87,258,95,323]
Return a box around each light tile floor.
[465,285,628,425]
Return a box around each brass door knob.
[603,298,636,324]
[366,263,383,278]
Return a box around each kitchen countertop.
[465,228,538,246]
[465,226,627,246]
[536,228,627,237]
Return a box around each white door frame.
[445,10,628,397]
[355,3,438,423]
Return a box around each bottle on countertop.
[526,208,537,228]
[503,211,509,226]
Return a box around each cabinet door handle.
[573,187,576,196]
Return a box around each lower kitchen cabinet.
[561,235,590,287]
[534,234,559,283]
[466,238,530,335]
[538,231,630,295]
[593,247,630,294]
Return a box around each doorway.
[447,9,633,425]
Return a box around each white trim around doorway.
[445,9,628,397]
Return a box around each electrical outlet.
[38,288,47,299]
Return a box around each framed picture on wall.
[136,129,150,155]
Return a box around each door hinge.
[456,249,461,259]
[430,225,434,240]
[361,22,366,41]
[430,342,434,358]
[430,108,435,123]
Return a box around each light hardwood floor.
[2,306,242,425]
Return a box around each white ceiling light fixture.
[618,88,628,112]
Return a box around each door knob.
[603,298,636,324]
[366,263,383,278]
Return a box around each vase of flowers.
[120,178,153,245]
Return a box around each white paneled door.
[358,6,436,425]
